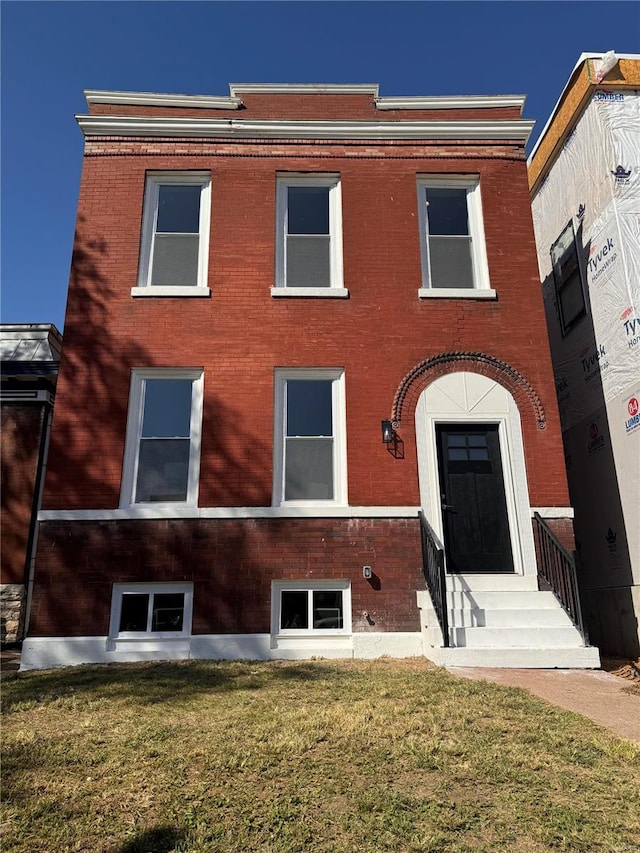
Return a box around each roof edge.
[376,95,526,111]
[84,90,242,109]
[528,52,640,193]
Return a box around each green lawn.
[2,659,639,853]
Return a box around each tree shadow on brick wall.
[29,221,282,646]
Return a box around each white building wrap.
[531,86,640,656]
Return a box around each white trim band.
[84,89,242,109]
[38,506,421,522]
[77,115,535,142]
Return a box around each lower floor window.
[273,581,351,635]
[110,582,193,639]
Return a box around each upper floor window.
[272,175,347,298]
[120,368,204,508]
[133,172,211,297]
[417,176,494,299]
[273,369,347,506]
[550,221,586,335]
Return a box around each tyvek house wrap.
[532,89,640,432]
[531,88,640,633]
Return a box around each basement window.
[109,583,193,640]
[271,581,351,636]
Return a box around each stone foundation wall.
[1,584,25,644]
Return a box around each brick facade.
[28,86,577,662]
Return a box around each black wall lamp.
[381,419,395,444]
[381,419,404,458]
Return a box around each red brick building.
[22,84,599,668]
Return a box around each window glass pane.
[135,438,190,502]
[156,185,201,233]
[428,235,474,288]
[559,270,585,328]
[425,187,469,236]
[447,434,467,447]
[151,593,185,632]
[469,449,489,461]
[286,236,331,287]
[287,186,329,235]
[151,234,199,286]
[448,448,469,461]
[119,593,149,632]
[285,437,334,500]
[313,591,343,629]
[287,380,333,436]
[142,380,193,438]
[281,591,309,629]
[468,435,487,447]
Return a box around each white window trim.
[271,579,352,638]
[108,582,194,641]
[416,175,493,298]
[133,172,211,297]
[120,368,204,509]
[272,368,348,508]
[274,173,345,294]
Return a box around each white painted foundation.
[20,632,424,671]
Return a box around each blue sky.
[2,1,639,332]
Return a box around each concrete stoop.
[417,577,600,669]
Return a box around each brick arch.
[390,351,546,430]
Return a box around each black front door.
[436,424,514,573]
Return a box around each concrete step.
[449,607,572,628]
[447,590,559,610]
[452,625,583,649]
[425,645,601,669]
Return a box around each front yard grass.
[2,658,639,853]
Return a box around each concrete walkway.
[449,665,640,743]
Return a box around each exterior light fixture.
[381,419,394,444]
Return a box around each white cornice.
[229,83,380,97]
[376,95,526,111]
[77,114,534,142]
[84,89,242,110]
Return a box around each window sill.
[418,288,497,299]
[131,286,211,298]
[271,287,349,298]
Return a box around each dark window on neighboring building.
[551,222,586,336]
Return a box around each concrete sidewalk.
[449,665,640,743]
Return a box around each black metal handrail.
[533,512,588,644]
[418,511,449,647]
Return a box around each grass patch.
[2,659,639,852]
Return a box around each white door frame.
[415,372,538,580]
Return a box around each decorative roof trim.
[84,89,242,109]
[376,95,526,111]
[76,114,534,142]
[229,83,380,96]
